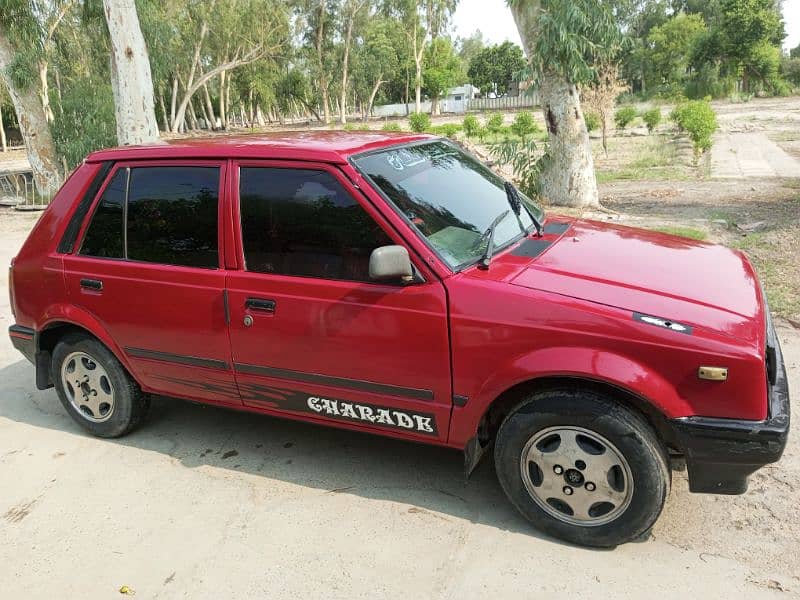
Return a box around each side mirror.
[369,245,414,283]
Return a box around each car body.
[8,132,789,546]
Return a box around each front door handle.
[80,278,103,291]
[245,298,276,313]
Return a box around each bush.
[381,122,403,132]
[584,111,601,132]
[429,123,463,138]
[671,99,718,159]
[409,112,431,133]
[486,112,504,134]
[614,106,637,130]
[462,114,480,137]
[511,111,539,137]
[642,108,661,134]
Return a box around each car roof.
[86,131,436,164]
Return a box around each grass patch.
[649,226,708,240]
[595,135,698,183]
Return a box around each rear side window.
[239,167,392,281]
[80,165,220,269]
[80,168,126,258]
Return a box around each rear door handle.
[245,298,276,313]
[80,278,103,291]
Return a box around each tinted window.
[80,168,126,258]
[240,168,393,281]
[126,167,219,268]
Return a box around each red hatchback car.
[8,132,789,547]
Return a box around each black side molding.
[125,347,229,370]
[57,161,113,254]
[234,363,434,401]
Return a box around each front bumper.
[670,317,790,495]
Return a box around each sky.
[452,0,800,52]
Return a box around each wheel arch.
[479,376,680,452]
[34,309,136,390]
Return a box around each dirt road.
[0,209,798,599]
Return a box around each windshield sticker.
[386,149,427,171]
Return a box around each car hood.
[509,219,764,342]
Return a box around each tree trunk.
[202,82,216,128]
[157,91,169,131]
[169,75,179,129]
[366,78,383,121]
[38,61,54,122]
[511,4,599,208]
[339,10,355,125]
[0,31,61,195]
[187,97,199,130]
[431,95,440,116]
[218,68,226,128]
[103,0,159,145]
[0,101,7,152]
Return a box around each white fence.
[373,93,540,118]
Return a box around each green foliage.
[614,106,638,129]
[422,38,463,102]
[781,56,800,87]
[409,111,431,133]
[381,122,403,132]
[671,99,719,158]
[488,137,546,198]
[508,0,625,86]
[51,76,117,170]
[510,111,539,137]
[462,114,480,137]
[429,123,462,137]
[467,41,526,95]
[584,111,601,132]
[486,112,504,134]
[645,14,707,91]
[642,108,661,133]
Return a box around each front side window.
[80,165,220,269]
[239,167,393,281]
[353,141,545,270]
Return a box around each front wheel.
[494,389,670,547]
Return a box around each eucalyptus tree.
[508,0,622,208]
[297,0,339,123]
[0,2,62,195]
[165,0,290,133]
[338,0,370,124]
[352,17,402,118]
[102,0,159,144]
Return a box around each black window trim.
[235,162,424,286]
[349,138,530,274]
[76,161,223,270]
[58,161,114,254]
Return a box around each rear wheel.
[52,333,149,438]
[494,389,670,547]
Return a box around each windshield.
[353,141,545,270]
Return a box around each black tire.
[494,388,670,548]
[52,332,149,438]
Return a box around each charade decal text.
[307,396,435,434]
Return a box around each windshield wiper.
[478,210,510,270]
[504,181,543,237]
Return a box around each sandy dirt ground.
[0,200,798,599]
